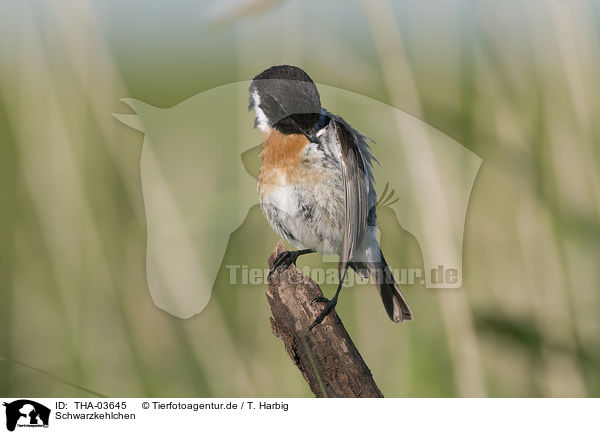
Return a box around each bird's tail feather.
[365,252,413,323]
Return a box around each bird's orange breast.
[260,129,308,172]
[258,129,323,196]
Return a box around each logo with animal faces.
[3,400,50,432]
[113,81,481,319]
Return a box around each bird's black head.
[249,65,321,136]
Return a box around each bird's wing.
[332,117,370,276]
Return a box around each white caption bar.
[0,398,596,433]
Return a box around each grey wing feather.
[332,118,371,275]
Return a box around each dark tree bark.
[266,241,383,398]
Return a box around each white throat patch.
[251,89,270,132]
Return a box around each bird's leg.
[309,266,348,331]
[268,248,314,279]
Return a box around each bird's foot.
[309,296,338,331]
[310,296,329,305]
[268,249,313,279]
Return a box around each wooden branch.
[266,241,383,398]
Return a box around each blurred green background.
[1,0,599,397]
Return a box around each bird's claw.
[310,296,329,305]
[309,297,338,331]
[268,251,297,279]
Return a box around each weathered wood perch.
[266,241,383,398]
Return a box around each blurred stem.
[0,103,17,396]
[0,356,106,398]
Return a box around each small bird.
[249,65,413,330]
